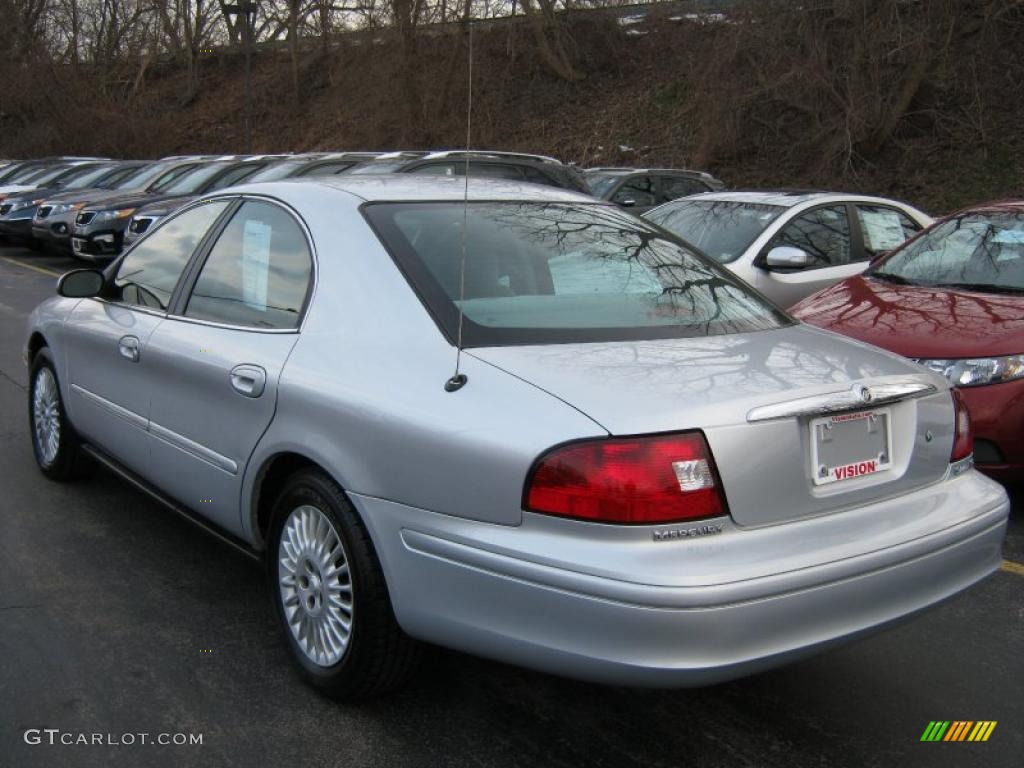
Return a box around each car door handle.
[229,364,267,398]
[118,335,140,363]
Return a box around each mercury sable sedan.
[25,176,1008,699]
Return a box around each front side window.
[870,212,1024,293]
[583,172,625,198]
[60,165,117,189]
[768,205,851,268]
[185,201,312,329]
[365,202,789,346]
[645,200,785,264]
[611,176,656,207]
[113,202,230,310]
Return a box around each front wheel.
[28,349,82,480]
[267,469,420,699]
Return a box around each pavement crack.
[0,366,26,392]
[0,604,43,611]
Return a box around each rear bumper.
[353,469,1008,687]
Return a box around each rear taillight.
[524,432,726,524]
[950,388,973,462]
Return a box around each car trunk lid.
[471,324,954,527]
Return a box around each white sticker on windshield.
[242,219,272,310]
[992,228,1024,244]
[860,210,907,251]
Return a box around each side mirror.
[57,269,105,298]
[765,245,811,269]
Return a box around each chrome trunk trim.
[746,379,939,423]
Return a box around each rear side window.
[184,200,312,329]
[854,205,921,257]
[113,202,230,310]
[364,201,789,346]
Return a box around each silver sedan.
[24,176,1008,699]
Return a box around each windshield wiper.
[868,271,920,286]
[930,282,1024,296]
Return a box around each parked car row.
[5,149,1019,482]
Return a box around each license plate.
[809,408,892,486]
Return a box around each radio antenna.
[445,15,473,393]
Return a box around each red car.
[792,200,1024,483]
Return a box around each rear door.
[850,203,925,260]
[140,198,313,536]
[64,200,232,476]
[753,204,861,306]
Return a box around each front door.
[63,200,232,475]
[141,199,313,537]
[754,204,861,307]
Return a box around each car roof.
[676,190,908,208]
[230,173,600,204]
[957,199,1024,215]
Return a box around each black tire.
[28,348,82,481]
[267,468,420,699]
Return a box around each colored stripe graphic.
[921,721,996,742]
[945,721,971,741]
[921,721,950,741]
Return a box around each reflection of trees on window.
[770,206,851,266]
[379,202,788,341]
[611,176,656,207]
[879,213,1024,291]
[647,200,784,264]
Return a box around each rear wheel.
[28,349,82,480]
[267,469,419,699]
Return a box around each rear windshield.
[644,200,786,264]
[364,201,790,346]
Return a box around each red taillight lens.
[950,388,973,462]
[524,432,726,524]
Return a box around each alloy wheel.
[32,367,61,467]
[277,504,354,666]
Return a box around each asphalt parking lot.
[0,246,1021,768]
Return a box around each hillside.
[3,2,1023,215]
